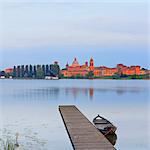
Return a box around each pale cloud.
[1,29,147,49]
[0,1,148,50]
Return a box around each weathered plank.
[59,105,115,150]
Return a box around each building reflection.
[65,87,94,99]
[89,88,94,99]
[64,86,141,100]
[11,86,142,102]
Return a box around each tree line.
[12,62,60,79]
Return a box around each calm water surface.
[0,79,150,150]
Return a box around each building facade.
[61,58,89,77]
[5,68,13,74]
[61,58,147,78]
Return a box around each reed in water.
[1,133,19,150]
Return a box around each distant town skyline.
[2,57,149,80]
[0,0,149,70]
[1,57,149,71]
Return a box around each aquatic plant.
[3,140,15,150]
[0,133,19,150]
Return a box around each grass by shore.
[0,140,15,150]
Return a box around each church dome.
[72,58,80,67]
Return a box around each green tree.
[75,74,84,79]
[5,73,10,78]
[36,65,44,79]
[59,73,65,79]
[86,71,94,79]
[13,66,16,78]
[50,63,60,77]
[130,74,138,79]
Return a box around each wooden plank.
[59,105,116,150]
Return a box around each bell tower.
[89,58,94,71]
[66,62,69,68]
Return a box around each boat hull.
[93,115,117,146]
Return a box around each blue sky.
[0,0,149,69]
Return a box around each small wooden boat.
[93,115,117,145]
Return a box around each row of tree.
[13,62,60,79]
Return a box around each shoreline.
[0,78,150,80]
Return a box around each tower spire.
[89,58,94,71]
[66,62,69,68]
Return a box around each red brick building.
[61,58,89,77]
[61,58,147,77]
[116,64,141,75]
[99,66,117,76]
[5,68,13,74]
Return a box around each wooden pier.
[59,105,115,150]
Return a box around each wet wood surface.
[59,105,115,150]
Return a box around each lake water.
[0,79,150,150]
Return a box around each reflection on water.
[8,86,145,101]
[0,79,149,150]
